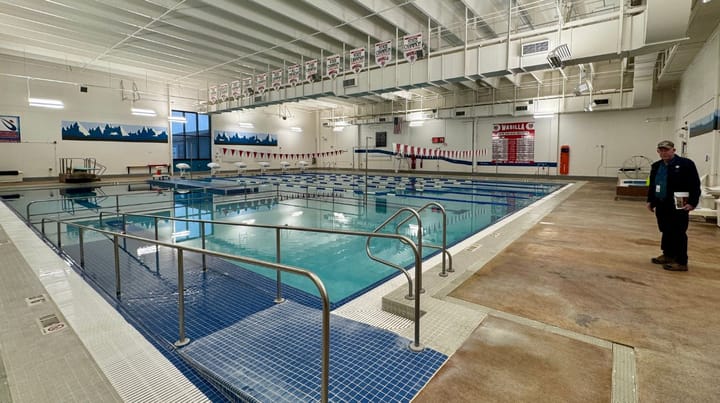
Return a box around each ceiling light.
[333,126,344,132]
[533,113,554,119]
[409,120,424,127]
[168,115,187,123]
[28,97,64,109]
[237,122,254,129]
[131,108,157,117]
[290,126,303,132]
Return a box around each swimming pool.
[4,174,561,305]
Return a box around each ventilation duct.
[632,53,657,108]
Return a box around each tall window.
[171,111,211,160]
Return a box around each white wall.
[677,22,720,186]
[209,107,319,171]
[0,57,173,177]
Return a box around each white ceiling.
[0,0,718,110]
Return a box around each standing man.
[646,140,701,271]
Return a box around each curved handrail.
[41,217,332,402]
[365,207,422,299]
[394,202,453,276]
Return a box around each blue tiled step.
[179,300,447,403]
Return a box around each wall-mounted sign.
[288,64,300,86]
[271,69,283,91]
[492,121,535,164]
[230,80,241,99]
[255,73,267,95]
[350,47,365,73]
[242,77,253,96]
[208,86,218,104]
[305,59,318,82]
[326,54,341,79]
[403,33,423,63]
[375,40,392,67]
[431,136,445,144]
[219,83,229,102]
[0,116,20,143]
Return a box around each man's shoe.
[652,255,675,265]
[663,263,688,272]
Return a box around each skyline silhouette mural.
[62,121,168,143]
[214,131,277,146]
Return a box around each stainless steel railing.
[40,217,332,403]
[97,211,425,351]
[394,202,454,277]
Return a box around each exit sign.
[431,137,445,144]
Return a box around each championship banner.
[305,59,318,82]
[219,83,229,102]
[350,47,365,73]
[375,40,392,67]
[271,69,283,91]
[403,33,423,63]
[255,73,267,95]
[326,54,341,79]
[208,86,218,104]
[242,77,253,96]
[230,80,241,99]
[491,121,535,164]
[288,64,300,86]
[0,116,20,143]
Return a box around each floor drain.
[37,313,66,335]
[466,242,482,252]
[25,294,47,307]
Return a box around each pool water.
[2,175,561,305]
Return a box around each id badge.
[656,185,661,192]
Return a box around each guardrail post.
[122,214,127,249]
[41,218,45,236]
[56,221,62,248]
[115,195,120,213]
[274,227,285,304]
[174,249,190,347]
[200,222,207,271]
[409,248,424,352]
[79,228,85,269]
[113,234,121,298]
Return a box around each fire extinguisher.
[559,145,570,175]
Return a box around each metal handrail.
[394,202,454,277]
[98,211,425,351]
[26,191,214,224]
[40,217,331,403]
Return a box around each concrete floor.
[414,180,720,402]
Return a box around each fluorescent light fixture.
[333,126,344,132]
[533,113,554,119]
[290,126,303,132]
[703,0,711,3]
[170,230,190,238]
[168,115,187,123]
[131,108,157,117]
[237,122,254,129]
[409,120,424,127]
[28,97,64,109]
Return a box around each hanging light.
[168,115,187,123]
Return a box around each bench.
[127,164,170,175]
[0,170,23,183]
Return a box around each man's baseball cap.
[657,140,674,149]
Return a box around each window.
[172,111,211,160]
[375,131,387,148]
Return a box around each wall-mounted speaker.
[80,86,88,93]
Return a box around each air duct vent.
[594,98,610,105]
[521,40,550,56]
[455,110,466,116]
[515,105,529,111]
[378,117,387,122]
[343,78,357,87]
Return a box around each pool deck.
[1,173,719,402]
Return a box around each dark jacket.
[646,155,701,208]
